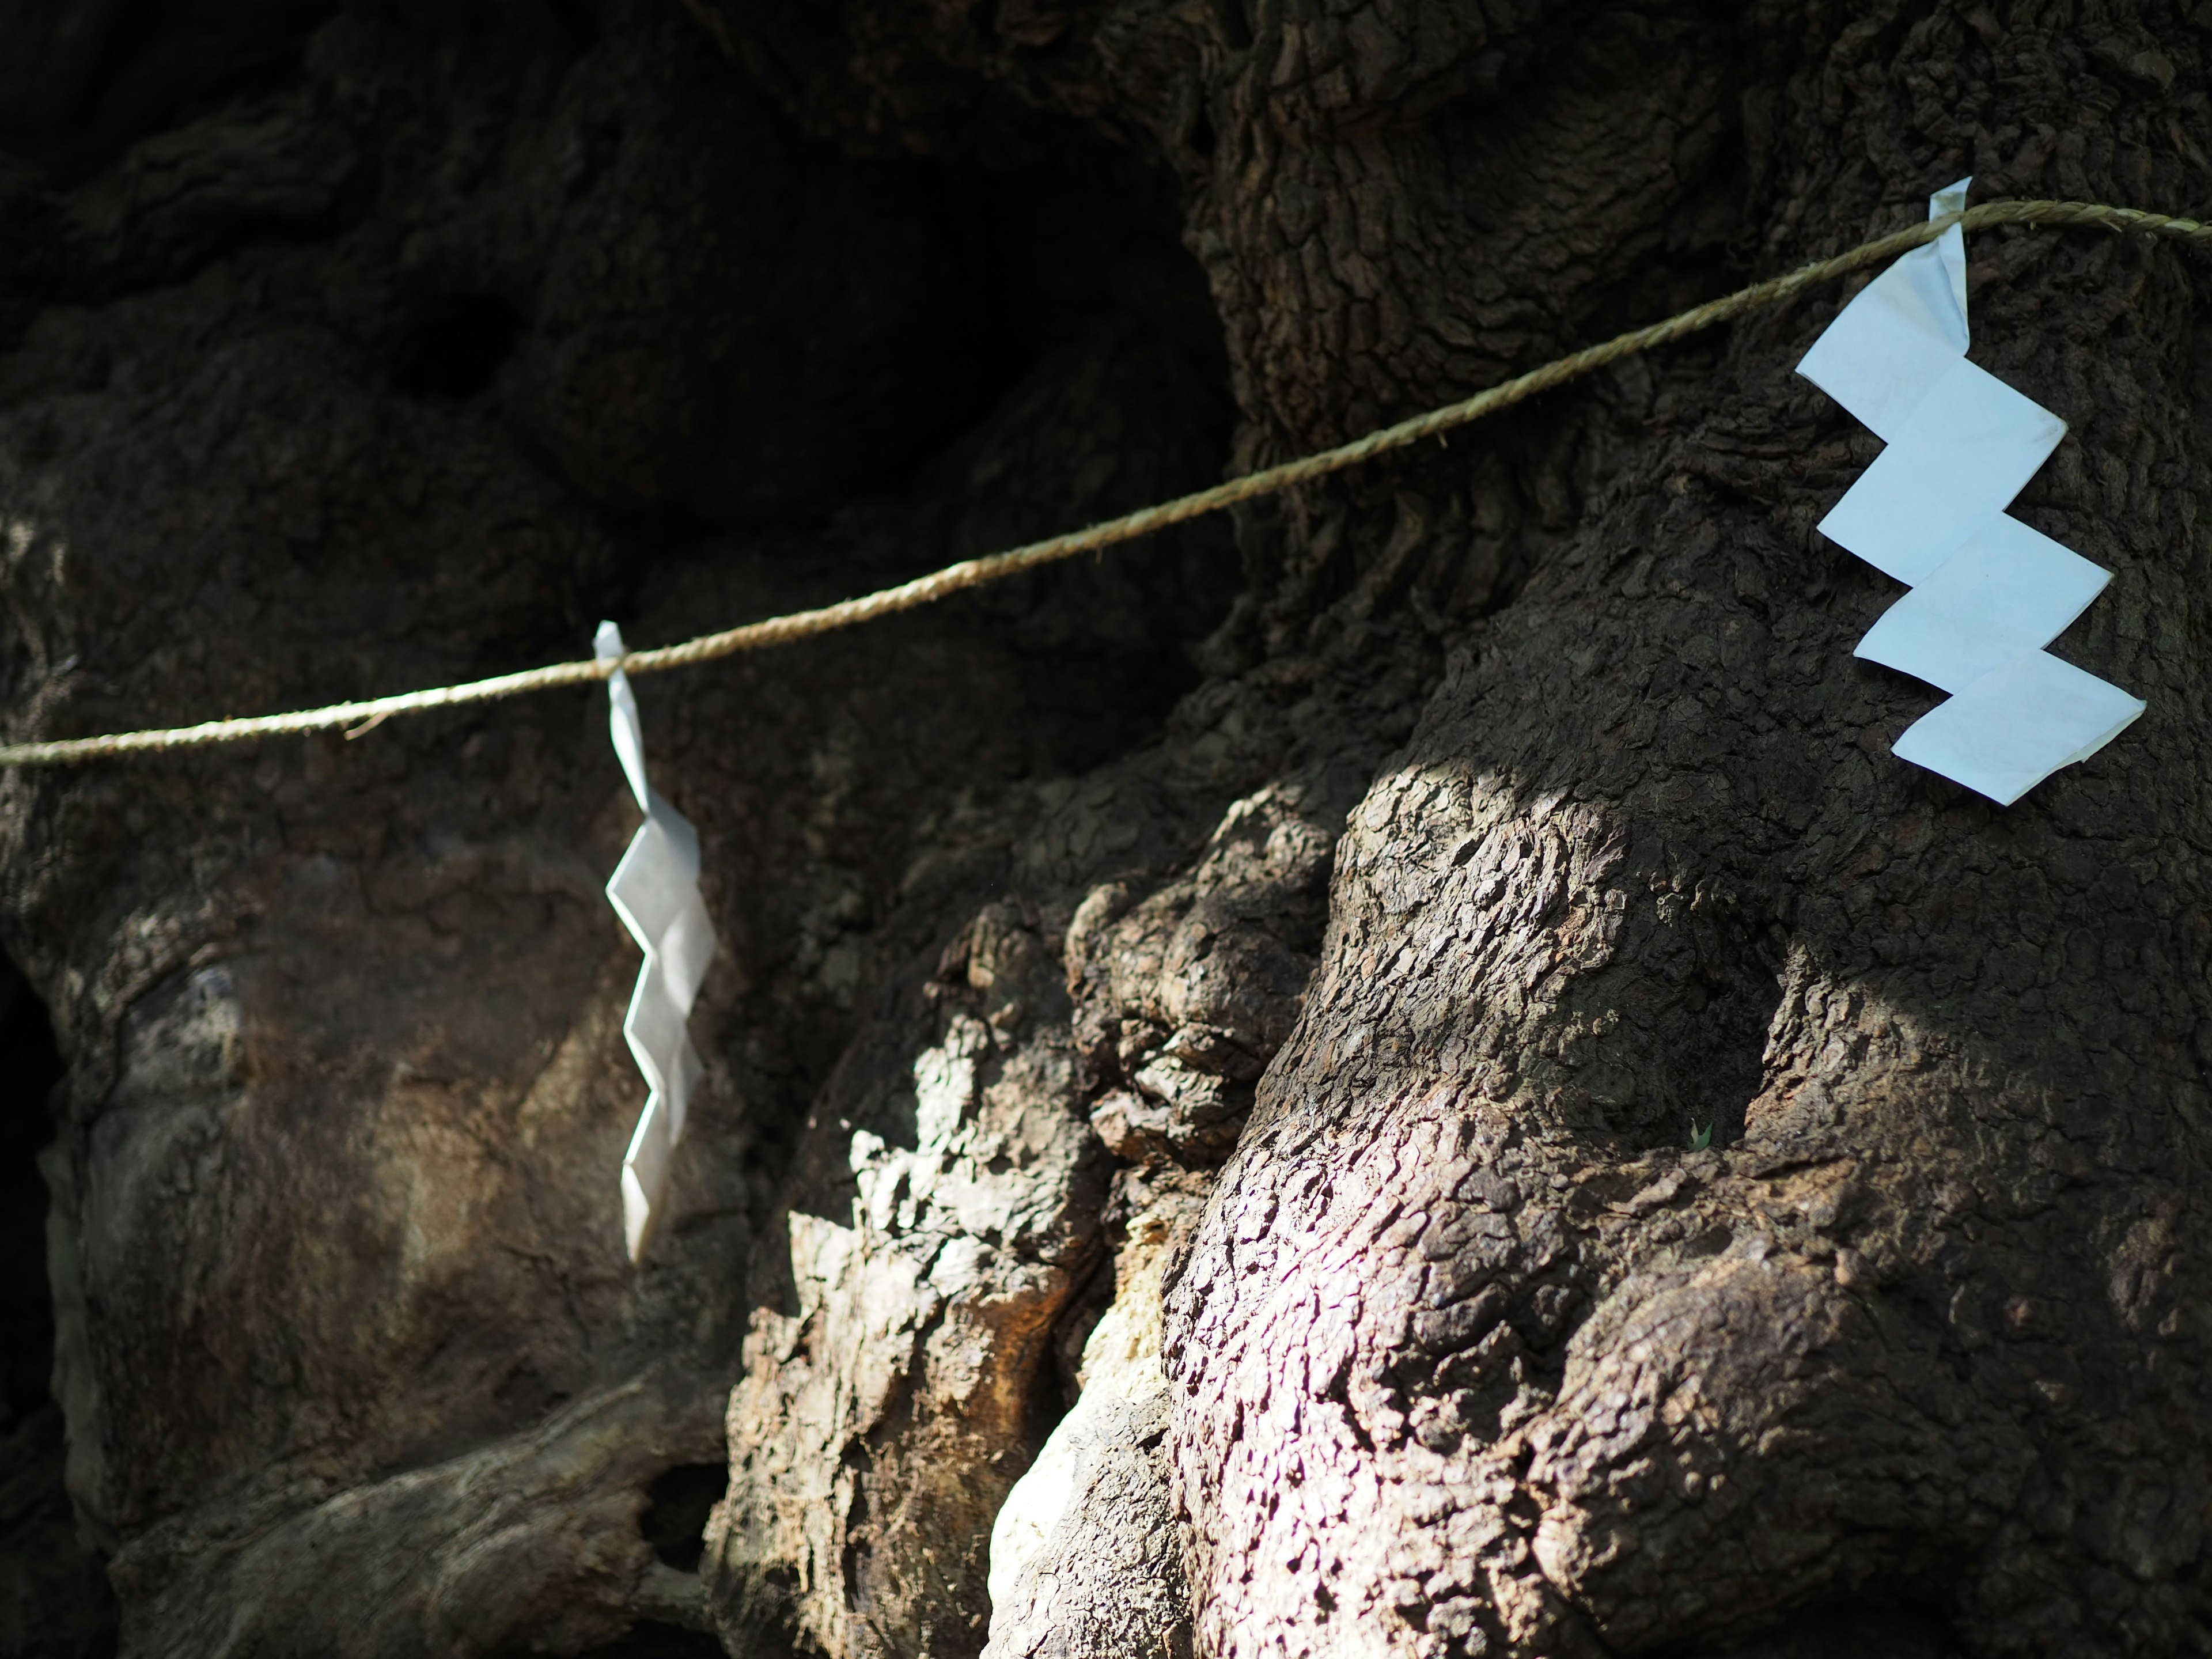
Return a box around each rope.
[3,196,2205,770]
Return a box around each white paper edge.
[597,618,718,1263]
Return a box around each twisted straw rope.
[3,197,2205,768]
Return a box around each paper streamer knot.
[596,621,718,1262]
[1796,178,2145,804]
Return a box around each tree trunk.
[1166,12,2212,1657]
[2,2,2207,1658]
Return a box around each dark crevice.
[0,952,117,1659]
[639,1463,727,1574]
[1188,102,1217,160]
[519,1622,727,1659]
[1672,1600,1964,1659]
[940,126,1225,421]
[390,293,523,402]
[1,959,64,1426]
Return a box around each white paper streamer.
[1797,177,2144,805]
[596,621,718,1263]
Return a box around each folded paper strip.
[1796,177,2143,805]
[596,620,718,1262]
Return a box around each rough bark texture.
[3,1,2210,1658]
[979,1163,1207,1659]
[0,2,1234,1653]
[1157,13,2212,1659]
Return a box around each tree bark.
[703,3,2212,1655]
[1161,10,2212,1657]
[1,1,2207,1657]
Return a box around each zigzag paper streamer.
[596,621,717,1263]
[1797,178,2144,805]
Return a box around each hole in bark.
[1,959,65,1425]
[1188,104,1217,158]
[1049,1251,1115,1412]
[639,1462,727,1572]
[389,293,521,400]
[556,1623,729,1659]
[1690,1600,1961,1659]
[0,952,119,1657]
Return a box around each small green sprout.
[1688,1122,1713,1152]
